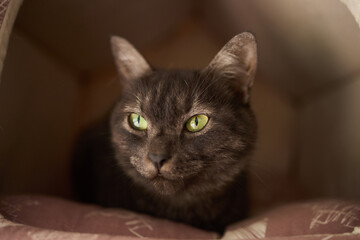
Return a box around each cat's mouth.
[149,171,176,182]
[138,168,188,195]
[152,174,167,182]
[129,159,186,194]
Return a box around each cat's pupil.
[137,115,140,124]
[195,117,198,126]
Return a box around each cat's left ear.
[204,32,257,104]
[111,36,152,85]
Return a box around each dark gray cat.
[72,32,258,233]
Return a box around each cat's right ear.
[111,36,152,85]
[203,32,257,104]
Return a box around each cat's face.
[110,33,257,196]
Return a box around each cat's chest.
[130,189,226,227]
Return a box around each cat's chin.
[148,176,183,195]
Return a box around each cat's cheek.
[158,162,180,180]
[129,156,158,179]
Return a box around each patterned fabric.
[0,195,217,239]
[223,200,360,240]
[0,0,10,30]
[0,195,360,240]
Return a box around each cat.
[71,32,258,233]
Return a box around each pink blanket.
[0,195,359,239]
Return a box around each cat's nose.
[148,153,170,171]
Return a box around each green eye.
[129,113,148,131]
[186,115,209,132]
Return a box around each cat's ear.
[111,36,152,84]
[204,32,257,104]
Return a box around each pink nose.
[148,153,170,171]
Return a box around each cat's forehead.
[124,70,216,121]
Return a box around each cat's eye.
[186,115,209,132]
[129,113,148,131]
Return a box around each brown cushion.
[1,195,360,240]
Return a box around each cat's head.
[110,33,257,197]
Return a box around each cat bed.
[0,0,22,77]
[0,195,359,240]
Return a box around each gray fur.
[72,33,258,233]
